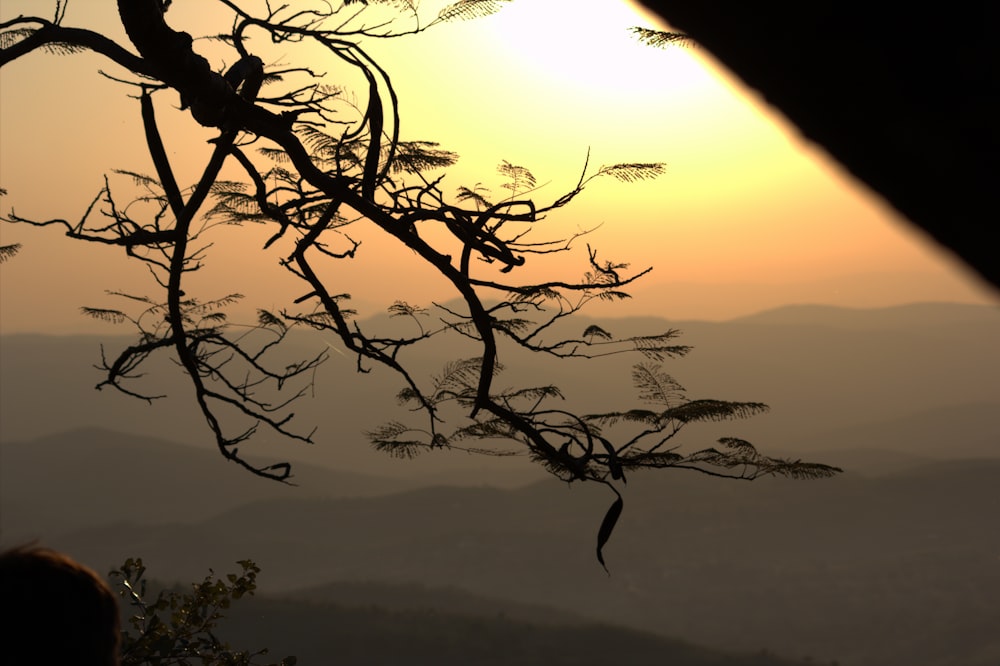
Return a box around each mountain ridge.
[3,300,997,478]
[18,447,998,666]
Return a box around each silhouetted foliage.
[0,242,20,263]
[629,26,694,49]
[0,0,838,563]
[111,557,296,665]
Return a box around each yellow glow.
[0,0,995,335]
[477,1,686,95]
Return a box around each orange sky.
[0,0,996,334]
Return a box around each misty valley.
[2,302,999,665]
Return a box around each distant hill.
[214,588,812,666]
[18,443,999,666]
[782,402,1000,471]
[281,578,590,627]
[2,302,998,479]
[729,301,1000,330]
[0,427,422,542]
[4,302,1000,665]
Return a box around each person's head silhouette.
[0,545,121,666]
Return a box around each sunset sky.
[1,0,996,334]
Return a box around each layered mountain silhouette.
[2,302,998,475]
[4,425,999,666]
[2,303,998,665]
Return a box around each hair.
[0,545,121,666]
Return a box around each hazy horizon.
[4,301,997,483]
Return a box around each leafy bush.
[110,558,296,666]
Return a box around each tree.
[0,0,838,564]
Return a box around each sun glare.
[481,0,706,97]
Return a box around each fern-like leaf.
[583,324,613,341]
[718,436,758,453]
[493,384,564,402]
[432,357,497,397]
[629,332,691,361]
[396,387,423,405]
[584,408,660,427]
[766,459,843,479]
[629,27,694,49]
[455,185,493,209]
[298,125,341,160]
[1,28,86,55]
[187,293,243,315]
[0,28,37,49]
[0,243,22,263]
[257,309,287,331]
[619,450,684,469]
[663,400,769,423]
[209,180,249,195]
[388,301,427,318]
[631,363,684,406]
[114,170,160,188]
[371,438,427,459]
[509,286,560,303]
[596,163,666,183]
[257,147,290,163]
[452,418,516,441]
[81,307,128,324]
[491,317,532,334]
[44,41,88,55]
[497,160,537,194]
[437,0,513,21]
[367,422,430,459]
[391,141,459,174]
